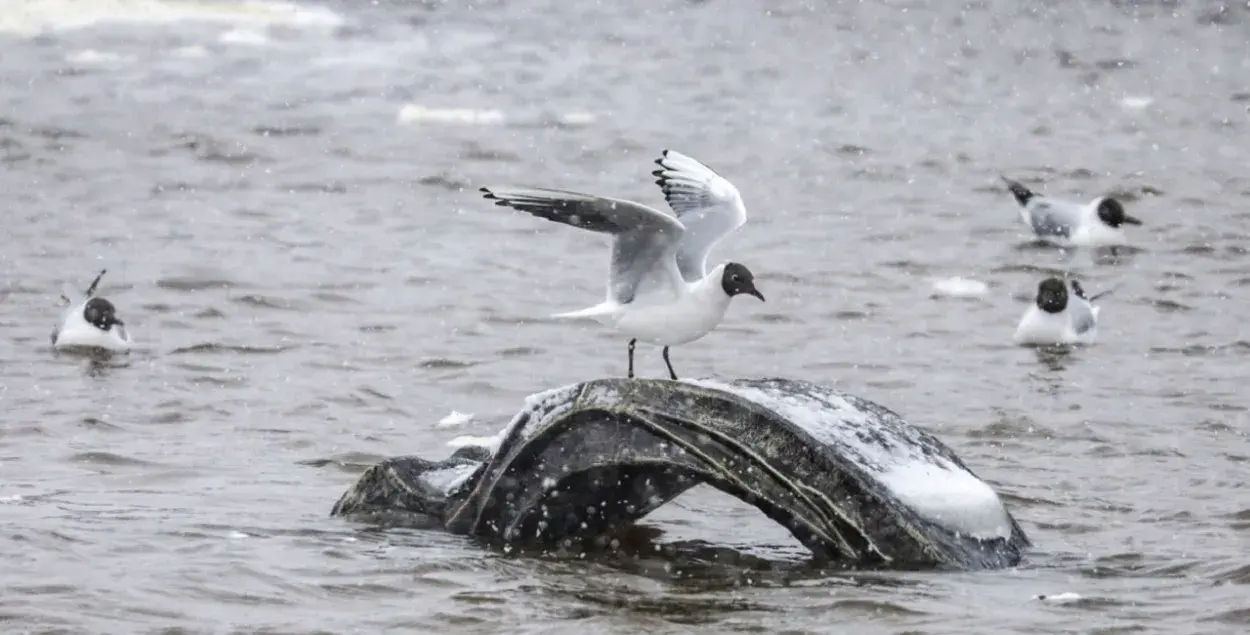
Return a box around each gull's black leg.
[628,339,637,379]
[662,346,678,381]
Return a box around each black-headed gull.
[480,149,765,380]
[51,269,132,354]
[1000,176,1143,248]
[1013,276,1111,346]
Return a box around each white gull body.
[1013,279,1102,346]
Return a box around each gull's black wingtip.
[479,187,522,209]
[85,268,109,297]
[652,170,675,196]
[652,156,675,191]
[999,175,1036,206]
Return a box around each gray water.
[2,0,1249,633]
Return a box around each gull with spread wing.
[479,149,765,380]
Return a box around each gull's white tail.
[551,302,619,320]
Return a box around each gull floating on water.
[1013,276,1110,346]
[1000,176,1143,248]
[479,149,765,380]
[51,268,132,354]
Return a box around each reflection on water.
[1032,345,1075,373]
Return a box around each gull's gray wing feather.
[652,150,747,282]
[1024,198,1083,240]
[1067,287,1099,334]
[479,186,687,304]
[1070,301,1097,334]
[1000,177,1081,240]
[1068,280,1106,335]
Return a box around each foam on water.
[686,378,1013,540]
[0,0,343,36]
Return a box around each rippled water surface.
[2,0,1250,633]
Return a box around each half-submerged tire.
[331,377,1031,570]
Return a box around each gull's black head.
[1036,277,1069,314]
[83,297,123,331]
[720,263,765,302]
[1095,197,1142,228]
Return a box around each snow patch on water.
[1034,592,1082,604]
[930,276,989,299]
[170,45,210,58]
[397,105,599,128]
[397,105,505,126]
[437,410,475,428]
[65,49,132,65]
[218,28,269,46]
